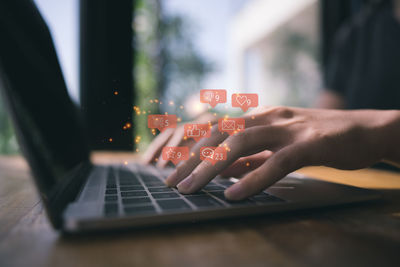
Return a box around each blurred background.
[0,0,321,154]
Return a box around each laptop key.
[157,199,191,211]
[104,203,119,216]
[185,191,206,196]
[152,192,180,199]
[120,180,141,186]
[121,191,148,197]
[124,205,156,215]
[148,187,174,193]
[120,185,144,191]
[105,189,117,195]
[217,180,234,186]
[186,195,223,208]
[210,192,254,206]
[143,181,165,187]
[105,195,118,202]
[203,185,225,191]
[252,194,285,203]
[122,197,151,205]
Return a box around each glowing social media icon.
[232,93,258,112]
[200,89,227,108]
[218,118,245,135]
[148,115,177,132]
[161,146,189,165]
[184,124,211,142]
[200,147,227,165]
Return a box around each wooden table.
[1,153,400,267]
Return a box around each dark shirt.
[325,1,400,171]
[326,1,400,109]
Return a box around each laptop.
[0,0,380,233]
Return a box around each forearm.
[379,110,400,167]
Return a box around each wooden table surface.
[1,153,400,267]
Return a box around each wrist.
[377,110,400,166]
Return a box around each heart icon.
[236,95,250,106]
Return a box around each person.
[143,0,400,200]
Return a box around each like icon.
[200,146,227,165]
[232,93,258,112]
[218,118,245,136]
[148,115,177,132]
[200,89,227,108]
[161,146,189,165]
[184,124,211,142]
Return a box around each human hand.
[141,113,216,168]
[165,106,400,200]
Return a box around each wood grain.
[0,154,399,267]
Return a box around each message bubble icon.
[200,146,227,165]
[148,115,177,132]
[200,89,227,108]
[218,118,245,136]
[162,146,189,165]
[184,124,211,142]
[232,93,258,112]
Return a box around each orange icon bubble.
[148,115,177,132]
[200,146,227,165]
[232,93,258,112]
[184,124,211,142]
[161,146,189,165]
[200,89,227,108]
[218,117,245,136]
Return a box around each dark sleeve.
[324,24,355,96]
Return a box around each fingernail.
[177,175,193,193]
[225,182,244,200]
[165,171,178,187]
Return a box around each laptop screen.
[0,0,90,227]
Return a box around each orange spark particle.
[114,91,119,95]
[179,105,184,109]
[108,138,113,142]
[191,152,195,156]
[136,148,140,152]
[149,99,154,103]
[246,162,250,167]
[169,101,174,106]
[177,117,182,122]
[124,161,128,165]
[154,99,159,103]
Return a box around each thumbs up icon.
[187,124,201,137]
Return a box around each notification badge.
[200,147,227,165]
[232,93,258,112]
[200,89,227,108]
[218,118,245,136]
[161,146,189,165]
[148,115,177,132]
[184,124,211,142]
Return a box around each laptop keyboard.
[103,167,285,217]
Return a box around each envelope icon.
[222,120,235,131]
